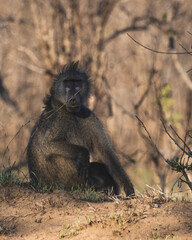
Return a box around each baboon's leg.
[88,162,119,194]
[29,142,89,187]
[45,142,89,175]
[45,155,86,189]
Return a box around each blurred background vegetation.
[0,0,191,197]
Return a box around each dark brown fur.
[27,62,134,195]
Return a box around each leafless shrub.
[136,116,192,192]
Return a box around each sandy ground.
[0,184,192,240]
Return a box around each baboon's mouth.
[67,106,81,112]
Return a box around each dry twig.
[136,116,192,192]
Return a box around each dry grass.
[0,183,191,239]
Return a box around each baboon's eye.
[65,87,70,92]
[64,80,71,91]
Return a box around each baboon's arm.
[42,140,88,159]
[102,148,134,196]
[41,140,89,176]
[89,116,134,196]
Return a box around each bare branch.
[2,120,31,163]
[127,33,192,55]
[161,121,192,158]
[13,58,45,74]
[182,170,192,191]
[178,43,192,56]
[171,54,192,90]
[102,77,135,118]
[105,25,147,44]
[136,115,170,164]
[170,176,183,194]
[170,125,191,153]
[186,68,192,73]
[136,117,192,192]
[187,31,192,36]
[18,46,43,66]
[134,60,157,109]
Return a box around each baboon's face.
[64,79,83,112]
[52,63,90,112]
[53,76,87,112]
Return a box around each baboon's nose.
[69,98,77,105]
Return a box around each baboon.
[27,62,134,196]
[88,162,119,193]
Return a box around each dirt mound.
[0,185,191,240]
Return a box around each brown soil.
[0,185,192,240]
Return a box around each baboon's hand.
[122,182,135,197]
[78,164,88,180]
